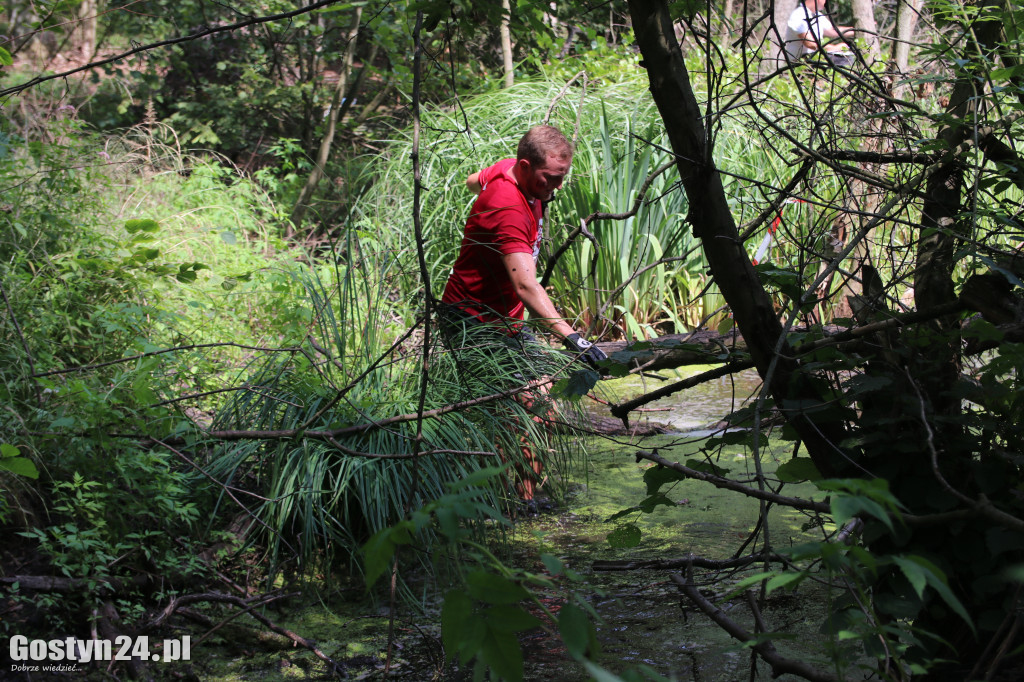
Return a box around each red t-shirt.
[441,159,543,323]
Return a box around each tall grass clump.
[201,262,586,581]
[353,73,711,337]
[556,107,702,338]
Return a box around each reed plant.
[202,263,586,580]
[553,108,702,338]
[353,74,711,336]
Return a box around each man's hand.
[564,333,608,368]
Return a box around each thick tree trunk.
[500,0,514,88]
[913,0,1005,415]
[626,0,849,476]
[891,0,922,77]
[77,0,98,59]
[850,0,878,62]
[767,0,800,69]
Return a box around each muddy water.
[186,368,859,681]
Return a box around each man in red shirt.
[441,125,605,505]
[442,125,602,352]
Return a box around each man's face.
[518,154,571,202]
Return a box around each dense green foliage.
[5,0,1024,680]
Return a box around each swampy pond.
[190,368,854,681]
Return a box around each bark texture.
[626,0,849,475]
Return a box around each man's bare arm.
[502,251,575,338]
[467,172,482,195]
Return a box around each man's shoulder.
[477,160,527,209]
[787,4,814,27]
[478,158,517,189]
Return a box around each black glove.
[563,333,608,369]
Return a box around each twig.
[191,593,288,647]
[299,318,423,431]
[0,0,350,99]
[150,438,298,555]
[634,450,830,513]
[158,376,559,444]
[670,574,842,682]
[593,550,788,572]
[907,371,1024,534]
[142,591,341,673]
[30,341,306,378]
[612,362,753,424]
[543,70,587,124]
[540,160,675,287]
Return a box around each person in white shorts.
[784,0,856,66]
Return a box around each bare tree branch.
[0,0,350,99]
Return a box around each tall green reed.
[352,75,711,335]
[553,108,702,338]
[202,261,585,580]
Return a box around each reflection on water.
[595,366,763,432]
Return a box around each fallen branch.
[0,574,150,593]
[593,550,788,573]
[634,450,830,514]
[670,574,844,682]
[141,591,341,674]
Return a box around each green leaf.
[558,602,593,660]
[465,571,528,605]
[705,429,766,449]
[580,661,628,682]
[551,368,600,400]
[0,46,13,66]
[1004,564,1024,583]
[124,219,159,234]
[605,506,640,522]
[893,555,974,632]
[362,521,413,588]
[480,626,524,682]
[220,231,238,244]
[683,458,731,476]
[643,465,686,494]
[441,589,473,662]
[1,443,20,458]
[448,465,507,491]
[765,572,805,594]
[607,524,642,548]
[0,457,39,479]
[775,457,822,483]
[989,64,1024,81]
[637,493,676,513]
[892,555,928,600]
[540,553,563,576]
[831,494,894,533]
[485,605,543,633]
[721,571,776,598]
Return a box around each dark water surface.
[193,367,863,681]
